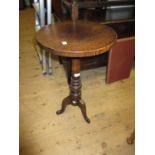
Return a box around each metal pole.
[39,0,45,27]
[47,0,52,24]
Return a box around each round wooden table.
[36,20,117,123]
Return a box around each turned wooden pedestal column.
[56,59,90,123]
[36,20,117,123]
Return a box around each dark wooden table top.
[36,20,117,57]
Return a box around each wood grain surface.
[36,20,117,57]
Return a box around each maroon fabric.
[106,37,135,83]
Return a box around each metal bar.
[48,52,52,75]
[42,49,47,75]
[47,0,52,24]
[36,44,43,63]
[39,0,45,27]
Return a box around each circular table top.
[36,20,117,57]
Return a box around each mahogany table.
[36,20,117,123]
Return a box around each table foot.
[127,137,134,145]
[56,96,71,115]
[127,130,135,144]
[78,99,91,123]
[56,96,90,123]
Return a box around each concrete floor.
[19,8,135,155]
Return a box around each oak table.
[36,20,117,123]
